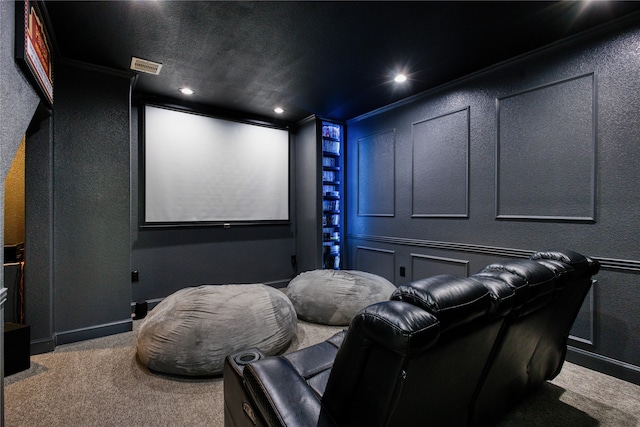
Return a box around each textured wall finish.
[25,115,54,351]
[0,0,41,292]
[412,107,469,217]
[4,137,26,244]
[53,63,132,341]
[346,20,640,384]
[497,73,596,220]
[411,254,469,280]
[355,246,395,282]
[357,130,395,216]
[571,285,595,345]
[0,2,40,182]
[294,117,323,272]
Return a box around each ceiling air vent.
[130,57,162,75]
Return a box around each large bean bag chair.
[286,270,396,326]
[136,283,296,376]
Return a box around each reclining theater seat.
[469,250,599,426]
[226,274,515,427]
[526,250,600,388]
[360,275,514,426]
[223,250,600,427]
[469,258,559,425]
[224,331,347,427]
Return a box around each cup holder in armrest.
[233,348,264,366]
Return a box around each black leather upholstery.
[224,333,345,427]
[527,250,600,386]
[223,250,599,427]
[468,260,559,425]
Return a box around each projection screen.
[143,105,290,225]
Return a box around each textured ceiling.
[43,1,640,124]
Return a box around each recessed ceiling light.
[394,74,407,83]
[179,87,195,95]
[274,107,285,114]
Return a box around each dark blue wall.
[345,19,640,384]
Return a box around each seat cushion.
[286,270,396,326]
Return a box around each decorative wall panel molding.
[410,253,469,281]
[570,283,595,346]
[357,130,395,217]
[412,107,469,218]
[348,234,640,273]
[496,73,596,222]
[355,246,395,283]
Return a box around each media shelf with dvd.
[321,122,343,270]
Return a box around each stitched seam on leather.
[279,357,324,400]
[397,290,488,313]
[275,359,335,425]
[469,277,513,304]
[364,311,439,337]
[436,292,489,313]
[302,362,333,379]
[483,265,530,286]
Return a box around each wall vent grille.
[130,57,162,75]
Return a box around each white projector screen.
[143,105,290,224]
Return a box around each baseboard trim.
[30,337,55,355]
[55,319,133,346]
[567,345,640,386]
[131,279,293,314]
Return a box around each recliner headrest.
[532,259,575,289]
[479,260,557,316]
[353,300,440,355]
[391,275,492,332]
[469,276,516,318]
[530,249,600,276]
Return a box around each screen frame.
[139,102,292,228]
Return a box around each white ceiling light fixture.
[394,73,408,83]
[274,107,285,114]
[130,56,163,75]
[179,87,195,95]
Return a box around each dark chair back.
[469,259,559,425]
[526,250,600,387]
[322,275,512,427]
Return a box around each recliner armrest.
[244,357,337,427]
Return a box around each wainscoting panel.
[357,130,395,217]
[412,107,469,217]
[496,73,596,221]
[410,253,469,281]
[570,284,595,346]
[355,246,395,283]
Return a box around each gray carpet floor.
[5,320,640,426]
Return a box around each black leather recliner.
[223,250,599,427]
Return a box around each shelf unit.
[321,122,343,269]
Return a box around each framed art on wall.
[15,0,54,105]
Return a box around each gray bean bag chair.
[285,270,396,326]
[136,283,296,376]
